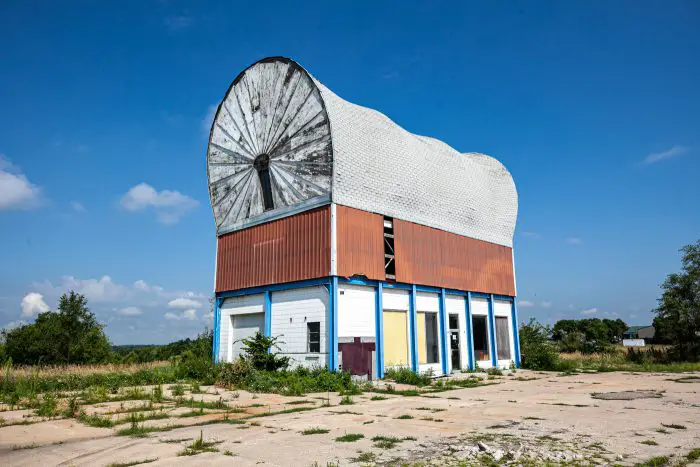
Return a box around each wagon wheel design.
[207,57,332,233]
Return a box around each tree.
[653,240,700,361]
[519,319,559,370]
[2,291,111,365]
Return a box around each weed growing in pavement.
[339,395,354,405]
[77,411,116,428]
[335,433,364,442]
[301,427,330,435]
[178,430,221,456]
[106,458,158,467]
[660,423,686,430]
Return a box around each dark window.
[449,314,459,330]
[472,315,490,361]
[307,322,320,353]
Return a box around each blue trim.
[263,291,271,337]
[216,278,330,299]
[329,276,339,371]
[488,294,498,367]
[439,288,449,375]
[341,277,379,287]
[466,292,474,370]
[212,297,223,364]
[511,299,521,368]
[492,294,514,302]
[382,281,413,290]
[409,285,418,372]
[375,282,384,378]
[471,292,491,299]
[445,288,468,297]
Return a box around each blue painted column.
[212,296,222,364]
[409,285,419,372]
[488,294,498,368]
[438,289,449,376]
[466,292,474,371]
[329,277,339,371]
[511,298,521,368]
[263,291,272,337]
[375,283,384,379]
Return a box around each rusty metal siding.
[336,205,385,281]
[216,206,330,292]
[394,219,515,296]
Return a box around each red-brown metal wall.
[215,206,330,292]
[336,205,386,281]
[393,219,515,296]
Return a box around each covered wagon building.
[208,57,520,377]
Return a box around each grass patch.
[370,395,387,401]
[285,399,314,405]
[179,408,206,418]
[383,367,433,386]
[335,433,364,442]
[339,395,354,405]
[655,428,669,434]
[247,406,316,418]
[395,414,414,420]
[301,427,330,435]
[634,456,669,466]
[175,396,227,410]
[686,448,700,462]
[178,431,221,456]
[371,435,416,449]
[169,384,185,396]
[660,423,686,430]
[523,416,545,420]
[639,439,659,446]
[107,458,158,467]
[78,411,116,428]
[351,451,376,463]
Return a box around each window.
[307,322,320,353]
[472,315,490,361]
[418,312,440,364]
[383,217,396,280]
[495,316,511,360]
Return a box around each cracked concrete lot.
[1,370,699,466]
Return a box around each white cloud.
[34,275,128,303]
[70,201,86,213]
[182,309,197,320]
[164,312,181,321]
[21,292,50,317]
[518,300,535,308]
[202,104,218,136]
[0,155,43,210]
[541,301,552,309]
[168,297,203,309]
[641,145,687,165]
[133,280,150,291]
[3,320,28,331]
[581,307,599,315]
[120,183,198,225]
[117,306,142,316]
[566,237,582,245]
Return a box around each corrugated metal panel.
[394,219,515,296]
[216,206,330,292]
[336,205,385,281]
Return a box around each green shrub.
[240,332,290,371]
[384,367,432,386]
[519,319,560,370]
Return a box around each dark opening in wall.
[253,153,274,211]
[383,217,395,280]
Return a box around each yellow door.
[417,312,427,364]
[383,310,409,367]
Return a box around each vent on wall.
[384,217,396,280]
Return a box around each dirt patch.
[591,390,663,400]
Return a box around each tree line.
[0,291,211,366]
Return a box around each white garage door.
[231,313,265,361]
[219,294,264,362]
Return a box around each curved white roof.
[207,57,517,247]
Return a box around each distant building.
[207,57,520,378]
[623,326,655,342]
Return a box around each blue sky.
[1,1,698,344]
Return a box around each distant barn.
[207,57,520,378]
